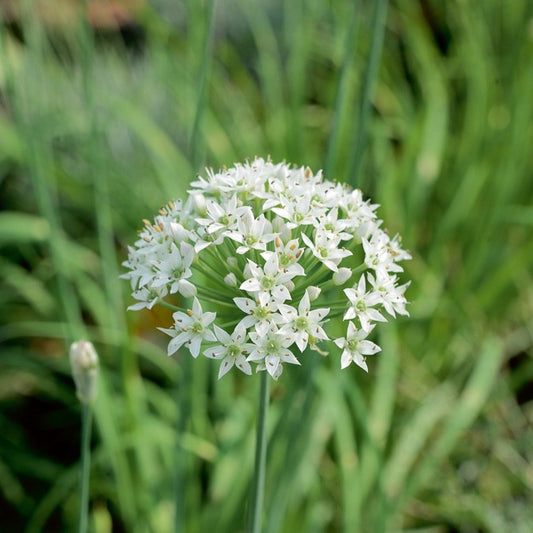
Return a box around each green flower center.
[295,317,308,330]
[191,321,203,334]
[280,253,291,267]
[255,306,269,320]
[347,338,359,352]
[172,267,184,278]
[266,338,280,354]
[356,301,366,312]
[227,344,241,358]
[245,235,258,246]
[261,276,275,289]
[294,212,304,222]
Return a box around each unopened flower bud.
[69,341,99,405]
[333,267,352,285]
[192,193,207,215]
[227,257,238,269]
[178,279,197,297]
[224,273,237,287]
[306,286,321,301]
[243,262,253,279]
[169,221,189,242]
[272,216,291,242]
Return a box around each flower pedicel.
[122,158,410,380]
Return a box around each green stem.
[173,359,190,533]
[348,0,388,189]
[196,289,239,308]
[158,300,188,312]
[249,371,270,533]
[78,404,93,533]
[193,262,239,297]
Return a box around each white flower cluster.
[122,158,410,379]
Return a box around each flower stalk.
[249,371,270,533]
[78,403,93,533]
[69,340,99,533]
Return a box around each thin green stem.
[248,371,270,533]
[77,404,93,533]
[205,244,244,282]
[348,0,388,189]
[196,289,239,308]
[192,262,240,297]
[158,300,188,312]
[173,359,189,533]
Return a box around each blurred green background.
[0,0,532,532]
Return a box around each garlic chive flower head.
[122,158,411,379]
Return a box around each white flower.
[341,189,379,239]
[151,242,195,296]
[343,274,387,331]
[160,298,216,357]
[248,324,301,379]
[226,209,275,254]
[233,293,284,336]
[273,236,305,271]
[334,322,381,371]
[367,271,410,318]
[204,324,253,378]
[196,194,241,236]
[128,285,168,311]
[301,232,352,272]
[278,292,329,352]
[240,255,301,303]
[271,193,318,228]
[315,208,352,240]
[122,157,410,380]
[362,230,404,276]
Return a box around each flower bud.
[69,341,99,405]
[243,262,253,279]
[224,273,237,287]
[192,193,207,215]
[306,286,321,301]
[272,216,291,242]
[333,267,352,285]
[227,257,238,269]
[169,221,189,242]
[178,279,197,297]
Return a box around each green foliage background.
[0,0,532,532]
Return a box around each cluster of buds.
[122,158,410,379]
